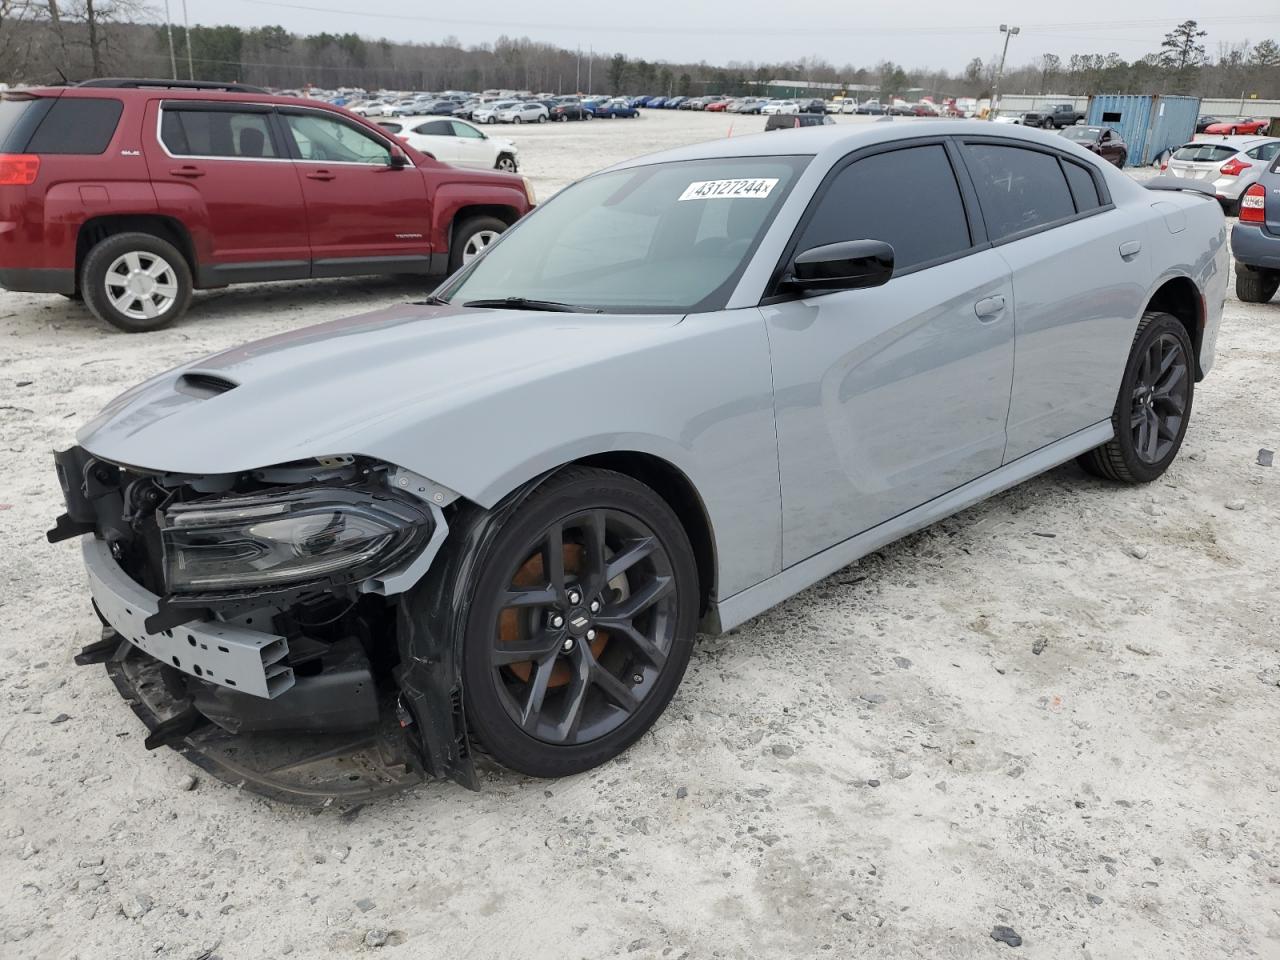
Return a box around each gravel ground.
[2,110,1278,960]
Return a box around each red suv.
[0,79,535,331]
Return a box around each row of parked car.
[351,91,643,124]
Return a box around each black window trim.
[953,135,1115,248]
[762,135,987,305]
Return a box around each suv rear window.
[24,98,123,155]
[1172,144,1238,163]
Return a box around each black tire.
[1236,265,1280,303]
[460,467,699,778]
[1077,311,1195,483]
[494,153,518,173]
[1229,127,1238,135]
[1221,197,1241,217]
[448,215,507,273]
[1043,118,1056,130]
[80,232,193,333]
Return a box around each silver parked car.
[1163,136,1280,214]
[51,122,1227,802]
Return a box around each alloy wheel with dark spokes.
[1130,331,1189,464]
[489,509,677,746]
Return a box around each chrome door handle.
[1119,240,1142,260]
[975,295,1006,320]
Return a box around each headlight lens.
[522,175,537,205]
[159,486,432,593]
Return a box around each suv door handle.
[169,166,204,178]
[306,170,336,181]
[1119,240,1142,260]
[975,295,1006,320]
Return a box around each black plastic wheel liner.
[392,473,557,791]
[102,637,425,807]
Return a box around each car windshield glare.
[440,156,810,314]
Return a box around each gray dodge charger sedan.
[50,121,1228,802]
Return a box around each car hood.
[78,302,683,485]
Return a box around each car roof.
[607,119,1086,170]
[29,84,354,113]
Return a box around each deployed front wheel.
[461,468,699,778]
[81,232,193,332]
[1077,311,1195,483]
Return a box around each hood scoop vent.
[176,371,239,398]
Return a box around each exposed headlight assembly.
[159,486,433,593]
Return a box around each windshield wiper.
[462,297,598,313]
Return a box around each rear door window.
[961,143,1076,241]
[25,98,123,154]
[161,108,279,159]
[412,120,453,137]
[796,144,973,272]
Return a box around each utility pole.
[163,0,178,79]
[587,46,593,93]
[989,23,1019,120]
[182,0,195,79]
[576,47,580,92]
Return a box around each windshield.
[440,156,810,313]
[1061,126,1103,141]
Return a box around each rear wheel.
[81,232,192,333]
[449,215,507,272]
[1077,312,1195,483]
[1236,265,1280,303]
[460,468,698,778]
[536,114,546,123]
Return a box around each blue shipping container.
[1085,94,1201,167]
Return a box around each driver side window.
[282,113,391,164]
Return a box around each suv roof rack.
[76,78,270,94]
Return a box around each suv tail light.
[0,154,40,186]
[1240,183,1266,223]
[1219,157,1251,177]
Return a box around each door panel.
[146,101,309,268]
[764,249,1015,566]
[997,211,1153,460]
[279,109,432,265]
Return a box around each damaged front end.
[49,447,478,804]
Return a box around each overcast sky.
[182,2,1280,73]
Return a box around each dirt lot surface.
[2,110,1278,960]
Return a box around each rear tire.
[1221,197,1241,217]
[459,467,699,778]
[449,215,508,272]
[80,232,192,333]
[1076,311,1195,483]
[1236,265,1280,303]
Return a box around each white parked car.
[1162,136,1280,215]
[376,117,520,173]
[761,100,801,116]
[495,101,549,124]
[473,100,516,124]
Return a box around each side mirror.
[786,240,894,293]
[388,145,410,169]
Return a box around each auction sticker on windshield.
[678,178,779,201]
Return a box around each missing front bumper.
[92,630,426,806]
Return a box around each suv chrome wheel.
[104,251,179,322]
[462,229,500,264]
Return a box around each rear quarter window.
[24,98,124,155]
[1062,159,1102,213]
